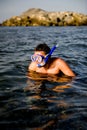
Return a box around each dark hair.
[35,43,51,54]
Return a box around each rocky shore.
[1,8,87,26]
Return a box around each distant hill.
[1,8,87,26]
[21,8,47,16]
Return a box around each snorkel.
[37,44,58,67]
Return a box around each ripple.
[0,26,87,129]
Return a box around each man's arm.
[28,62,37,72]
[58,58,75,77]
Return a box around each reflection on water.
[21,71,76,129]
[26,71,73,91]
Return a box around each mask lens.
[31,55,36,62]
[36,55,42,63]
[31,54,44,63]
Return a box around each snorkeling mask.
[31,54,45,63]
[31,44,59,67]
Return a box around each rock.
[2,8,87,26]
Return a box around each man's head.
[31,43,51,67]
[35,43,51,55]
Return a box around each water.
[0,26,87,130]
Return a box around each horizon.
[0,0,87,23]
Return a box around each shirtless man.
[28,43,75,77]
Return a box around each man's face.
[31,51,46,64]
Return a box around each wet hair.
[35,43,51,54]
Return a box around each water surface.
[0,26,87,130]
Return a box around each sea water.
[0,26,87,130]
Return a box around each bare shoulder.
[55,57,66,65]
[50,57,65,67]
[56,58,70,65]
[55,58,76,77]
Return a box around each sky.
[0,0,87,23]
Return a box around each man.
[28,43,75,77]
